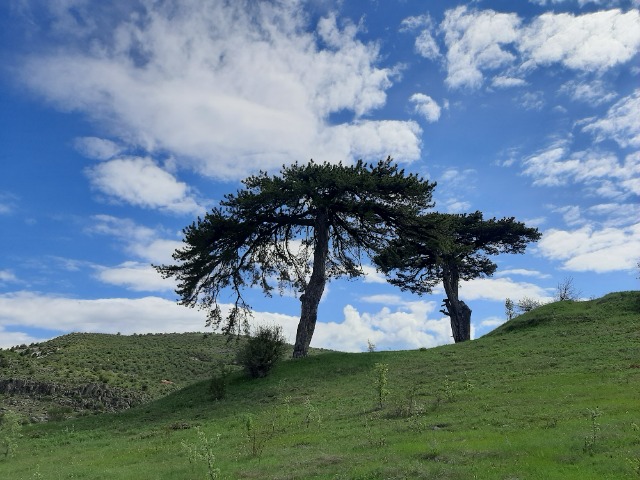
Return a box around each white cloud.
[518,9,640,72]
[443,199,472,213]
[519,90,545,110]
[360,294,405,305]
[86,156,205,214]
[410,93,442,122]
[95,262,175,292]
[0,292,207,339]
[491,76,527,88]
[360,265,388,284]
[559,80,617,105]
[538,223,640,272]
[441,6,521,89]
[87,215,183,264]
[324,120,422,163]
[74,137,122,160]
[0,291,453,352]
[529,0,624,6]
[581,89,640,148]
[495,269,551,279]
[0,270,19,284]
[434,7,640,90]
[18,1,421,180]
[587,202,640,227]
[522,142,639,199]
[311,302,453,351]
[0,327,49,350]
[479,316,505,328]
[455,277,553,302]
[400,14,440,60]
[0,192,18,215]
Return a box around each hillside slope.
[1,291,639,479]
[0,332,241,419]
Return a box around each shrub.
[517,297,544,313]
[0,410,22,459]
[237,325,287,379]
[209,362,231,400]
[372,362,390,409]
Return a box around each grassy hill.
[1,291,639,479]
[0,332,244,419]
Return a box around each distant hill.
[0,332,241,420]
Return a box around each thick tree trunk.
[292,210,330,358]
[440,265,471,343]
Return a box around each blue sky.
[0,0,638,351]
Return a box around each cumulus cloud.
[400,14,440,60]
[0,291,453,352]
[441,6,521,89]
[426,7,640,90]
[538,223,640,272]
[518,9,640,72]
[324,120,422,162]
[409,93,442,122]
[309,302,453,351]
[581,89,640,148]
[86,156,206,214]
[18,1,421,180]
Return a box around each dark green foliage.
[156,158,436,356]
[375,211,541,342]
[237,325,287,378]
[209,363,231,401]
[375,211,541,293]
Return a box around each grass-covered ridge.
[1,291,639,479]
[0,332,240,418]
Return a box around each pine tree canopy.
[375,211,542,295]
[155,158,437,342]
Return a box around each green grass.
[1,291,639,479]
[0,331,330,419]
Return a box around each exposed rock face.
[0,378,144,412]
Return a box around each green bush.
[209,363,231,400]
[237,325,287,379]
[0,410,22,459]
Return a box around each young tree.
[554,276,581,302]
[374,212,541,343]
[505,298,516,321]
[156,158,436,358]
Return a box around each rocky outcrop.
[0,378,145,412]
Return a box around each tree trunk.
[292,210,330,358]
[440,264,471,343]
